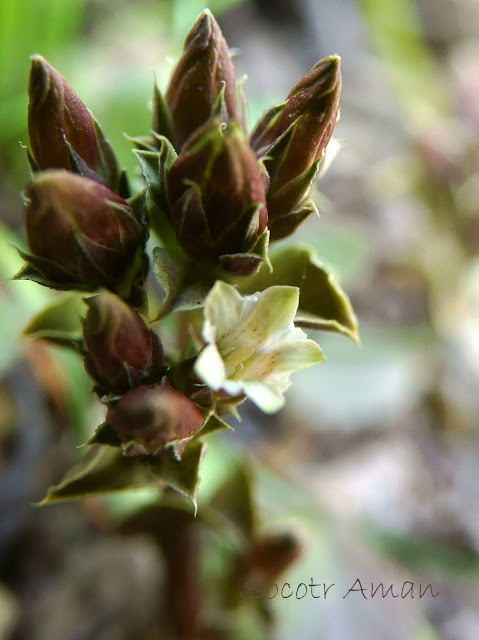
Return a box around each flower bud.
[167,119,267,265]
[83,292,164,394]
[251,56,341,238]
[28,55,100,171]
[106,385,204,457]
[245,531,303,581]
[165,10,238,149]
[24,170,142,289]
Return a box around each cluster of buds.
[145,9,341,273]
[18,10,353,499]
[21,55,143,297]
[20,53,206,458]
[81,290,205,457]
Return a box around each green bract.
[194,281,325,413]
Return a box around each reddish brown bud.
[245,531,303,582]
[167,119,267,262]
[165,10,238,149]
[270,55,341,186]
[106,385,204,456]
[28,55,100,171]
[25,170,142,289]
[253,56,341,177]
[83,292,164,394]
[250,56,341,238]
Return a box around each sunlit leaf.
[210,459,256,541]
[171,281,212,313]
[39,440,206,511]
[22,291,85,347]
[195,413,234,439]
[239,244,359,343]
[152,246,188,318]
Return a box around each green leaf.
[39,440,207,511]
[85,422,122,448]
[12,252,85,292]
[127,134,157,152]
[134,139,176,208]
[249,228,272,272]
[151,81,175,143]
[21,292,86,347]
[239,244,360,343]
[149,440,206,509]
[151,246,188,318]
[12,255,55,287]
[134,149,162,202]
[209,460,256,541]
[152,248,214,317]
[250,102,285,152]
[135,141,178,246]
[195,413,234,439]
[268,157,321,214]
[219,253,264,276]
[366,524,479,578]
[171,281,212,313]
[268,198,319,241]
[92,115,126,196]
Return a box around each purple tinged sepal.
[249,102,286,158]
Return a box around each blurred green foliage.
[0,0,85,142]
[359,0,450,119]
[0,0,245,196]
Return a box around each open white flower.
[194,281,324,413]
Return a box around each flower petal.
[221,285,300,350]
[197,282,325,414]
[242,381,285,413]
[268,338,325,372]
[194,342,226,390]
[203,280,245,343]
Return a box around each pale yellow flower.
[194,281,324,413]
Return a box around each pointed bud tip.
[199,7,213,20]
[312,55,341,85]
[197,8,215,28]
[187,8,216,45]
[29,54,49,68]
[28,55,54,103]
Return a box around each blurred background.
[1,0,479,638]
